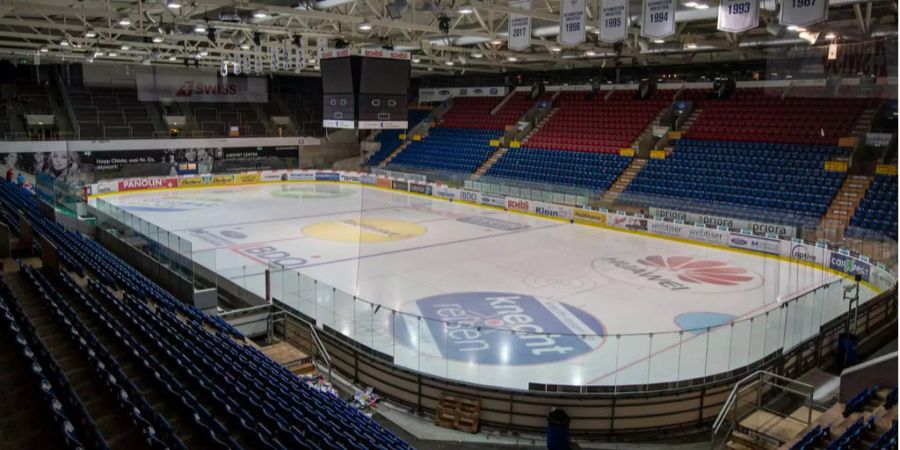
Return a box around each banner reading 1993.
[640,0,676,39]
[599,0,629,43]
[509,0,533,50]
[559,0,587,46]
[717,0,759,32]
[779,0,828,27]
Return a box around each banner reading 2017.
[640,0,675,39]
[717,0,759,32]
[599,0,629,43]
[559,0,587,46]
[509,0,533,50]
[779,0,828,27]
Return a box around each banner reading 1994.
[640,0,676,39]
[717,0,759,32]
[779,0,828,27]
[599,0,629,43]
[509,0,533,50]
[559,0,587,46]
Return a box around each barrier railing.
[83,169,898,392]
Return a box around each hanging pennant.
[599,0,629,43]
[717,0,759,32]
[296,36,306,73]
[640,0,675,39]
[282,39,291,71]
[779,0,828,27]
[316,37,328,58]
[559,0,586,46]
[269,41,279,71]
[508,0,532,50]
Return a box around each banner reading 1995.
[640,0,676,39]
[779,0,828,27]
[559,0,587,46]
[599,0,629,43]
[717,0,759,32]
[509,0,533,50]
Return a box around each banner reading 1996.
[717,0,759,32]
[779,0,828,27]
[599,0,629,43]
[509,0,533,50]
[559,0,587,46]
[640,0,676,39]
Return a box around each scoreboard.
[320,48,410,130]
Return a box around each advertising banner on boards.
[650,207,796,236]
[136,73,267,103]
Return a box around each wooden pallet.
[434,394,481,433]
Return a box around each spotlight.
[411,57,421,63]
[194,24,207,33]
[585,50,596,56]
[472,51,483,58]
[550,46,561,52]
[118,17,132,26]
[507,56,518,62]
[199,50,208,56]
[241,43,251,50]
[358,21,373,31]
[825,32,836,39]
[458,5,473,14]
[84,31,96,38]
[490,38,502,45]
[168,55,177,61]
[60,40,69,46]
[166,0,181,9]
[152,35,164,43]
[120,45,130,50]
[108,52,118,57]
[445,60,454,66]
[253,10,269,18]
[39,47,48,53]
[94,51,103,57]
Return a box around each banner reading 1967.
[717,0,759,32]
[640,0,676,39]
[599,0,629,43]
[559,0,587,46]
[779,0,828,27]
[509,0,533,50]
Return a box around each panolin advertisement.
[136,72,267,103]
[118,177,178,191]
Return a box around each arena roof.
[0,0,894,74]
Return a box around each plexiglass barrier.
[86,173,897,391]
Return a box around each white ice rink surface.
[98,183,877,389]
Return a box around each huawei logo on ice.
[638,256,755,286]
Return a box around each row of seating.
[0,283,89,450]
[368,129,403,166]
[68,86,158,139]
[849,175,898,240]
[440,94,539,130]
[0,180,412,450]
[826,415,877,449]
[845,386,880,418]
[486,147,629,191]
[388,128,502,174]
[869,419,898,449]
[790,424,830,450]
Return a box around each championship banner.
[779,0,828,27]
[136,73,267,103]
[559,0,587,45]
[717,0,759,33]
[599,0,629,43]
[509,0,533,50]
[640,0,676,38]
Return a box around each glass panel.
[648,331,681,384]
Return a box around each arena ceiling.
[0,0,894,74]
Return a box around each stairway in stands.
[472,147,508,178]
[852,106,879,137]
[378,140,411,167]
[629,107,670,149]
[680,108,703,132]
[816,174,873,241]
[602,158,647,204]
[5,265,155,450]
[520,107,558,146]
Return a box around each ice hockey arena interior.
[0,0,897,447]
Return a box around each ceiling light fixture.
[60,40,69,46]
[194,24,207,33]
[152,36,164,43]
[445,60,454,66]
[168,56,177,61]
[358,21,373,31]
[120,45,130,50]
[108,52,118,57]
[490,38,502,45]
[253,10,269,18]
[458,6,474,14]
[118,17,131,26]
[694,3,709,8]
[84,31,96,38]
[684,1,698,7]
[241,43,251,50]
[507,56,517,62]
[411,57,421,63]
[652,38,665,43]
[685,42,698,49]
[166,0,181,9]
[550,46,561,52]
[585,50,596,56]
[39,47,48,53]
[825,32,836,39]
[472,51,483,58]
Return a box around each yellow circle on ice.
[303,218,426,243]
